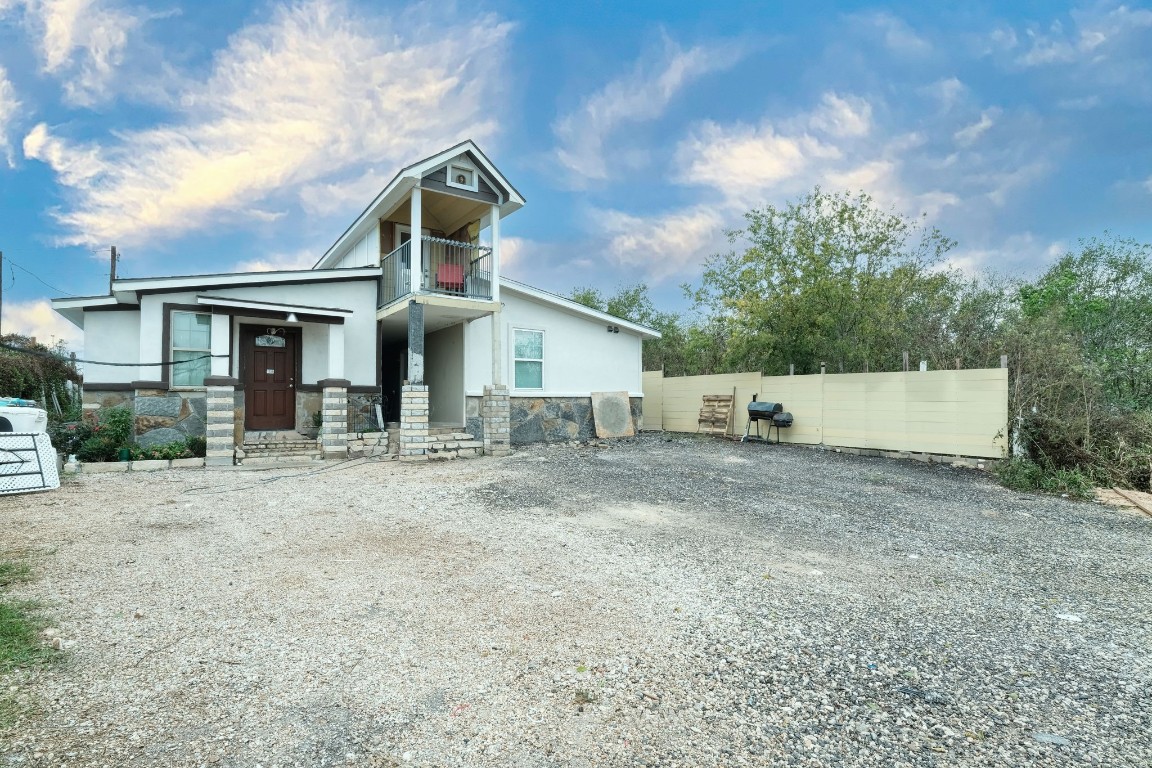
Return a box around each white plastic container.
[0,405,49,434]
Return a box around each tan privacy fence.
[641,368,1008,459]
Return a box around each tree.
[1018,234,1152,409]
[0,334,82,417]
[690,188,959,374]
[569,283,695,374]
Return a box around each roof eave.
[499,278,662,339]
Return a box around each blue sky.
[1,0,1151,348]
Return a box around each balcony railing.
[379,236,493,308]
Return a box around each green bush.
[186,436,206,458]
[129,440,195,461]
[48,421,94,455]
[993,457,1095,500]
[76,435,118,463]
[97,406,134,447]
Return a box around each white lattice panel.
[0,432,60,495]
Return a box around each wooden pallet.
[697,391,735,436]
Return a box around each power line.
[0,342,227,367]
[4,258,79,296]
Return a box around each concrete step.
[240,455,324,466]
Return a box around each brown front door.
[242,326,298,431]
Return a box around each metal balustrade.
[378,236,493,308]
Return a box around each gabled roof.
[51,267,380,328]
[314,140,526,270]
[500,278,662,340]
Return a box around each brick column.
[399,384,429,461]
[319,379,350,459]
[481,384,510,457]
[204,376,239,467]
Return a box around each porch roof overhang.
[50,267,379,327]
[315,140,526,270]
[50,295,122,328]
[196,294,353,322]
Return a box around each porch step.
[384,424,482,460]
[240,433,323,464]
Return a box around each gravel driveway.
[2,436,1149,767]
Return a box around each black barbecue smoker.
[741,395,794,443]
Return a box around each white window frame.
[445,161,479,193]
[511,327,544,391]
[170,310,212,389]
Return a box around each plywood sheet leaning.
[697,390,735,436]
[591,391,636,438]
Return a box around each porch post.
[481,384,510,457]
[401,298,430,460]
[328,323,345,380]
[204,376,240,467]
[410,186,423,295]
[319,378,350,459]
[489,203,500,304]
[209,314,230,377]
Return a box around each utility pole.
[0,249,4,338]
[108,246,118,295]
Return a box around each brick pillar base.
[204,377,239,467]
[399,384,429,461]
[482,384,510,457]
[320,379,350,459]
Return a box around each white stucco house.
[52,141,659,463]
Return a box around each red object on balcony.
[436,264,465,292]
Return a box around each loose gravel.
[1,435,1149,767]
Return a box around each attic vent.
[446,162,477,192]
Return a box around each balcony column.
[489,203,502,386]
[410,186,422,295]
[489,203,501,304]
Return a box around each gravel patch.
[1,435,1149,767]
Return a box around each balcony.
[379,236,494,308]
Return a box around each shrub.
[129,440,197,461]
[48,421,93,456]
[97,406,135,448]
[993,457,1095,500]
[76,435,117,463]
[186,436,206,458]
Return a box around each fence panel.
[659,372,761,436]
[757,374,823,444]
[647,367,1008,458]
[641,370,663,430]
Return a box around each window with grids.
[513,328,543,390]
[171,311,212,387]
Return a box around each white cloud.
[598,205,728,279]
[676,120,839,197]
[953,108,1000,147]
[6,0,143,106]
[552,36,745,186]
[1143,175,1152,194]
[0,66,19,166]
[234,250,317,273]
[924,77,967,111]
[23,0,513,247]
[946,233,1066,277]
[862,11,931,55]
[2,299,84,348]
[1016,5,1152,67]
[808,93,873,138]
